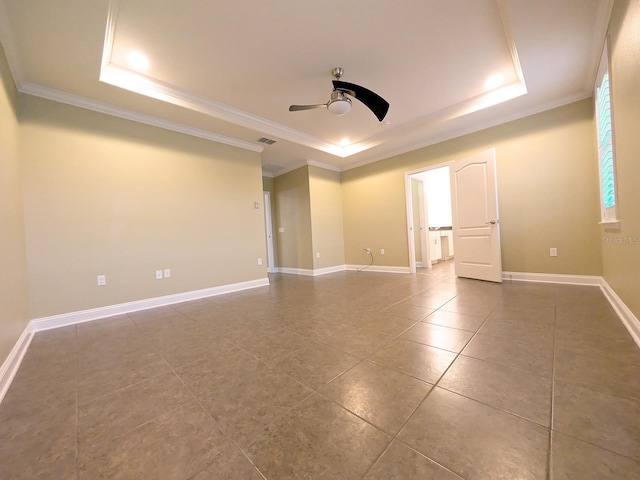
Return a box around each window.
[595,40,619,224]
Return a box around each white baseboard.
[2,270,638,405]
[345,265,411,274]
[0,323,34,404]
[278,264,412,275]
[502,271,602,286]
[31,277,270,332]
[503,271,639,348]
[0,277,270,404]
[600,279,640,347]
[276,265,346,276]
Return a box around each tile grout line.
[74,325,79,480]
[359,296,498,480]
[547,289,559,480]
[127,311,271,480]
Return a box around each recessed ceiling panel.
[0,0,612,173]
[108,0,520,147]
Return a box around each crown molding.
[272,159,343,178]
[101,0,348,158]
[99,0,533,162]
[306,160,342,172]
[341,90,591,172]
[19,83,264,153]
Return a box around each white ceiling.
[0,0,612,175]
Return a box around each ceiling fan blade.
[289,103,327,111]
[333,80,389,122]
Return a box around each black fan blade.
[333,80,389,121]
[289,103,327,111]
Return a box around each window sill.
[600,220,621,229]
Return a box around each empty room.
[0,0,639,478]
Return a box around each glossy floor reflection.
[1,261,640,479]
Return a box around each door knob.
[486,220,498,225]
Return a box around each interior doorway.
[405,148,503,282]
[406,164,454,273]
[263,191,276,273]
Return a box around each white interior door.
[450,148,502,282]
[263,191,276,273]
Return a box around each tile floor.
[1,261,640,479]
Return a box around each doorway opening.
[405,148,503,282]
[263,191,276,273]
[406,164,454,274]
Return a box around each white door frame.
[417,181,429,268]
[404,162,453,274]
[263,191,276,273]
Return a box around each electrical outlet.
[155,270,163,280]
[380,248,385,255]
[316,252,320,258]
[97,275,106,286]
[550,248,558,257]
[364,248,372,254]
[257,258,263,266]
[163,268,171,278]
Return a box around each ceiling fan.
[289,67,390,122]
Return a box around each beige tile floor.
[1,261,640,479]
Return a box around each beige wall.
[603,0,640,318]
[0,43,29,362]
[273,166,313,270]
[20,96,266,318]
[343,99,602,275]
[309,166,345,269]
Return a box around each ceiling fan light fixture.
[327,90,351,116]
[327,98,352,116]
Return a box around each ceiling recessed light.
[340,138,350,147]
[126,51,149,72]
[484,73,504,90]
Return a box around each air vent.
[258,137,277,145]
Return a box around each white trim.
[272,159,342,178]
[273,162,309,177]
[502,271,602,285]
[345,265,411,274]
[0,277,269,405]
[342,91,591,173]
[600,279,640,348]
[19,84,263,153]
[599,220,621,227]
[2,270,639,404]
[280,265,411,275]
[307,160,342,173]
[100,0,346,158]
[277,265,346,277]
[277,268,315,276]
[0,324,34,404]
[312,265,347,275]
[31,278,269,332]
